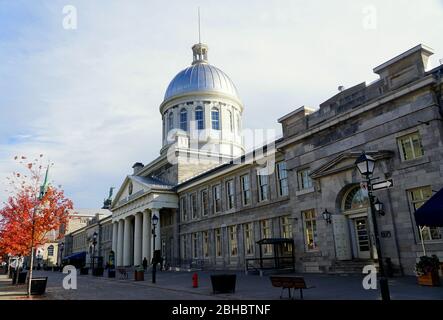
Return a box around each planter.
[210,274,236,294]
[80,267,89,275]
[134,270,144,281]
[417,271,440,286]
[30,277,48,295]
[108,270,115,278]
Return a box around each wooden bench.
[117,268,128,279]
[270,276,315,300]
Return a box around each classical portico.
[111,175,178,267]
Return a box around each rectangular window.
[257,169,269,202]
[201,189,209,216]
[213,184,222,213]
[260,219,272,254]
[226,179,235,210]
[243,222,254,256]
[180,197,187,221]
[192,233,199,259]
[409,186,441,241]
[241,174,251,206]
[190,193,197,219]
[398,132,424,161]
[229,225,238,257]
[181,235,187,260]
[276,161,289,196]
[280,215,293,254]
[215,228,222,257]
[303,209,318,251]
[298,169,313,190]
[202,231,209,258]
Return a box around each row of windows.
[293,131,427,194]
[180,161,289,222]
[181,216,293,259]
[165,107,241,132]
[299,185,442,255]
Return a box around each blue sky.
[1,0,443,208]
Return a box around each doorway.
[353,217,370,259]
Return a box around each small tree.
[0,155,73,295]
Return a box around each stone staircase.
[328,259,378,275]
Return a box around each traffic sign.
[372,179,393,191]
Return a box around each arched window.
[180,109,187,131]
[168,112,174,131]
[47,245,54,257]
[343,186,369,211]
[211,108,220,130]
[195,107,204,130]
[228,110,233,131]
[236,114,241,132]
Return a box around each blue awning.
[414,187,443,227]
[62,251,86,261]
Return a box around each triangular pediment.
[310,150,394,179]
[111,175,174,209]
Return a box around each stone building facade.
[278,44,443,275]
[110,43,443,275]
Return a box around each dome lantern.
[192,43,208,65]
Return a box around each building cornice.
[278,75,436,150]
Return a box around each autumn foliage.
[0,155,73,258]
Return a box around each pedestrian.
[142,257,148,271]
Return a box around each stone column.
[134,213,142,266]
[151,208,161,258]
[112,222,118,255]
[142,210,151,263]
[123,216,132,266]
[117,219,124,266]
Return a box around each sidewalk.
[29,270,443,300]
[0,274,30,300]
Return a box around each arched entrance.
[342,186,371,259]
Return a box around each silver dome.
[164,63,240,102]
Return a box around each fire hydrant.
[192,272,198,288]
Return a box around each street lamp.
[59,242,64,270]
[92,232,98,275]
[355,152,390,301]
[322,209,332,224]
[151,214,159,284]
[374,198,385,216]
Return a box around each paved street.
[1,270,442,300]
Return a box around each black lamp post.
[151,214,159,284]
[355,152,390,301]
[92,232,97,275]
[59,242,64,270]
[322,209,332,224]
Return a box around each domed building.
[159,43,245,164]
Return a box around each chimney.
[132,162,144,175]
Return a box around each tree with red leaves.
[0,155,73,295]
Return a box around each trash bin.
[80,267,89,275]
[12,271,27,285]
[30,277,48,295]
[210,274,236,294]
[93,268,104,276]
